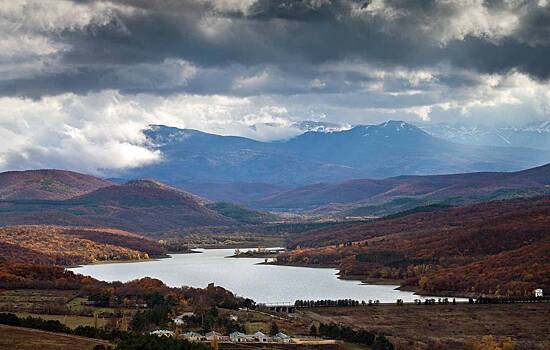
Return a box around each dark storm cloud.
[1,0,550,98]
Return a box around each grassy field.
[0,289,137,330]
[0,289,78,312]
[0,324,111,350]
[15,312,108,329]
[299,303,550,350]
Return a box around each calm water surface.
[70,248,447,303]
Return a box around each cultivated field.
[299,303,550,350]
[0,324,111,350]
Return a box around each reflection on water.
[69,248,455,304]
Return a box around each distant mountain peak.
[145,124,203,147]
[293,120,351,133]
[419,120,550,149]
[350,120,426,138]
[380,120,415,129]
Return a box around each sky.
[1,0,550,173]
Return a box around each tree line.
[316,323,394,350]
[294,299,379,307]
[0,313,208,350]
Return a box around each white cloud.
[356,0,522,45]
[0,90,300,173]
[309,79,326,89]
[1,67,549,174]
[233,70,272,91]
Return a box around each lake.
[69,248,449,304]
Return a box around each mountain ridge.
[252,163,550,212]
[0,176,237,235]
[116,121,549,187]
[277,195,550,296]
[0,169,113,201]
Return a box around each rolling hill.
[0,225,166,266]
[205,202,279,224]
[252,163,550,212]
[0,170,112,201]
[278,195,550,296]
[116,121,549,187]
[174,181,288,204]
[0,180,236,235]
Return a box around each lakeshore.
[69,248,459,304]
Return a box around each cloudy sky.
[1,0,549,173]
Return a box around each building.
[229,331,250,342]
[273,332,291,343]
[182,331,204,342]
[254,331,269,343]
[534,288,543,298]
[205,331,224,341]
[149,330,174,337]
[173,316,185,326]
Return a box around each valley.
[3,2,550,348]
[0,163,549,349]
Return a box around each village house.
[229,331,250,342]
[205,331,227,341]
[149,329,174,337]
[273,332,291,343]
[254,331,269,342]
[173,312,195,326]
[182,331,204,342]
[172,316,185,326]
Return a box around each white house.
[205,331,223,341]
[149,330,174,337]
[229,331,249,342]
[273,332,291,343]
[534,288,543,298]
[182,331,204,342]
[173,316,185,326]
[254,331,269,343]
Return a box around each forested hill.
[278,195,550,296]
[0,169,112,200]
[0,225,166,266]
[0,180,237,235]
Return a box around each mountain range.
[116,121,549,187]
[251,163,550,213]
[419,121,550,150]
[2,161,549,229]
[0,174,264,235]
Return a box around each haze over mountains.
[253,163,550,213]
[419,121,550,150]
[117,121,549,188]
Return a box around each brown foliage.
[279,196,550,295]
[0,180,234,235]
[0,169,112,200]
[0,225,166,266]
